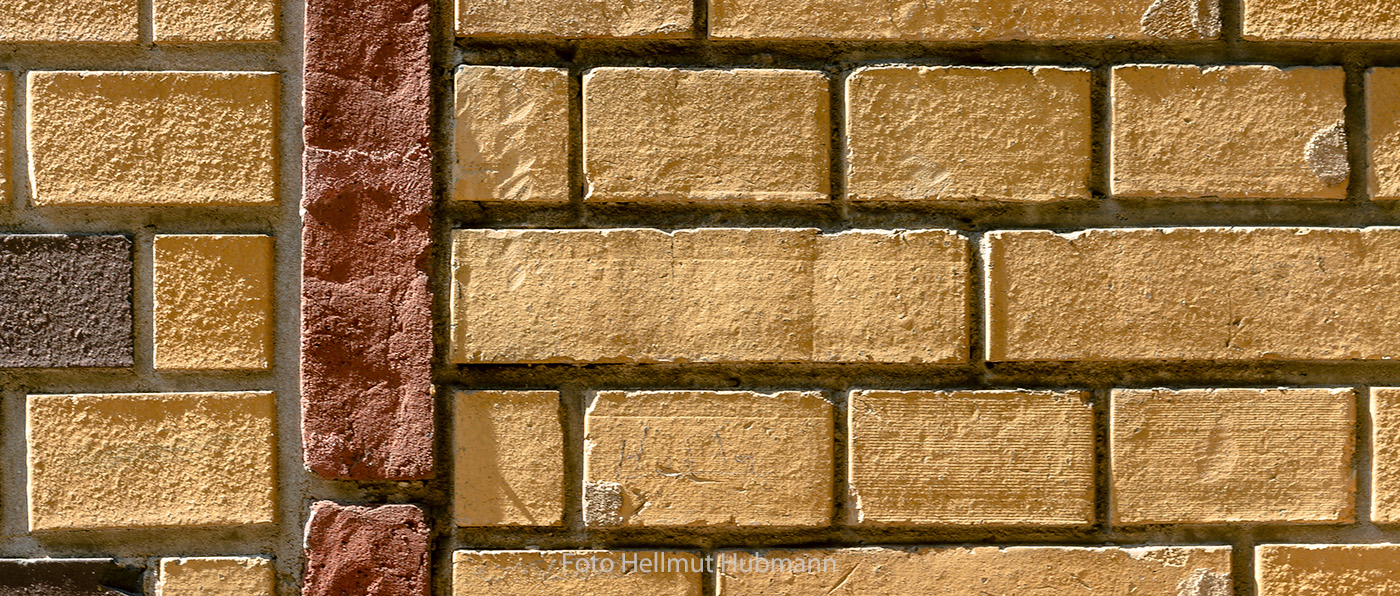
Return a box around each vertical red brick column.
[301,0,434,480]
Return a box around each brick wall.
[5,0,1400,595]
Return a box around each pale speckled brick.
[846,66,1092,203]
[1112,65,1348,199]
[154,235,274,371]
[983,227,1400,362]
[27,392,277,530]
[0,0,137,42]
[1372,388,1400,524]
[454,391,564,527]
[716,546,1232,595]
[158,557,275,596]
[584,68,830,203]
[1369,68,1400,200]
[1112,388,1354,524]
[454,551,702,596]
[28,71,279,206]
[454,66,569,202]
[849,390,1094,526]
[1257,545,1400,595]
[584,391,833,527]
[456,0,691,38]
[154,0,277,42]
[1244,0,1400,40]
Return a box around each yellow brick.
[846,66,1092,202]
[716,546,1232,595]
[454,391,563,527]
[0,0,137,42]
[1244,1,1400,40]
[154,235,274,371]
[983,227,1400,362]
[849,390,1094,526]
[584,68,829,203]
[27,392,277,530]
[0,72,9,203]
[1257,545,1400,596]
[710,0,1219,40]
[1370,68,1400,200]
[452,228,969,364]
[1373,388,1400,523]
[584,391,833,527]
[1112,65,1347,199]
[154,0,277,42]
[813,230,967,363]
[454,66,569,202]
[158,557,274,596]
[28,71,279,206]
[1111,388,1354,525]
[456,0,691,38]
[454,551,702,596]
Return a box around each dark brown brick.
[301,149,433,480]
[0,559,143,596]
[304,502,430,596]
[301,0,434,481]
[0,235,132,368]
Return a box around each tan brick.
[0,0,137,42]
[454,551,702,596]
[452,228,969,364]
[710,0,1219,41]
[0,72,9,203]
[27,392,277,530]
[453,390,563,527]
[154,0,277,42]
[1257,545,1400,595]
[849,390,1094,526]
[454,67,568,202]
[584,391,833,527]
[456,0,691,38]
[813,230,967,363]
[154,235,274,371]
[1111,388,1354,525]
[716,546,1232,595]
[158,557,274,596]
[28,71,279,206]
[1373,388,1400,523]
[584,68,829,203]
[1370,68,1400,200]
[1244,1,1400,41]
[983,227,1400,362]
[1111,65,1347,199]
[846,66,1092,203]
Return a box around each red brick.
[304,502,431,596]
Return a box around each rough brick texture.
[454,551,702,596]
[27,392,277,530]
[709,0,1220,40]
[456,0,691,38]
[1111,65,1348,199]
[0,560,145,596]
[0,71,9,202]
[0,235,133,369]
[454,66,569,202]
[1257,544,1400,595]
[154,0,278,42]
[154,235,274,371]
[1373,388,1400,523]
[303,503,431,596]
[584,391,833,527]
[453,228,968,364]
[158,558,274,596]
[984,227,1400,362]
[454,391,564,527]
[715,546,1232,594]
[0,0,137,42]
[1244,1,1400,40]
[28,71,279,206]
[1112,388,1355,524]
[1370,68,1400,200]
[584,68,830,203]
[846,66,1092,202]
[302,0,433,480]
[849,390,1094,526]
